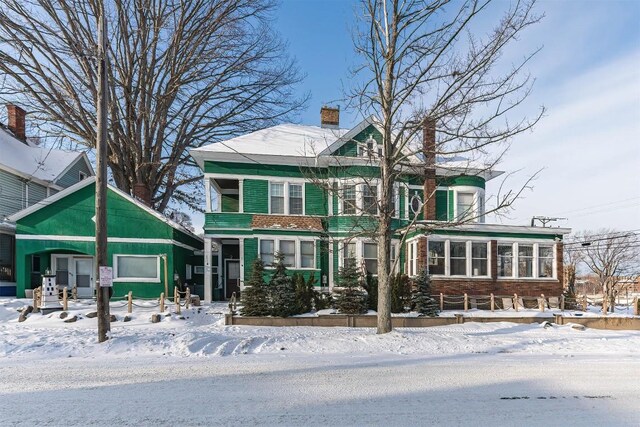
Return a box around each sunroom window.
[449,242,467,275]
[538,246,554,278]
[518,245,534,278]
[498,244,513,277]
[427,241,445,275]
[471,242,488,276]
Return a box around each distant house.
[8,177,203,299]
[190,107,571,302]
[0,104,93,296]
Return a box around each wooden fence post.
[160,292,165,313]
[127,291,133,314]
[185,288,191,309]
[634,296,638,316]
[72,286,78,301]
[490,293,495,312]
[62,287,68,311]
[582,295,587,312]
[440,293,444,311]
[514,293,519,312]
[560,294,565,312]
[540,293,545,312]
[464,293,468,312]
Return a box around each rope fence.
[432,292,639,316]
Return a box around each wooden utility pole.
[96,5,110,343]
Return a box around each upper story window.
[338,181,380,216]
[357,135,382,159]
[453,187,485,223]
[269,182,305,215]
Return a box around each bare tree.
[349,0,545,333]
[0,0,306,212]
[573,229,639,313]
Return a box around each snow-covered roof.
[192,124,349,158]
[0,127,84,184]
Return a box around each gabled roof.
[8,177,202,243]
[0,127,92,185]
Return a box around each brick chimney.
[133,182,152,206]
[320,106,339,129]
[423,117,437,221]
[7,104,26,142]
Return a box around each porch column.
[204,177,211,213]
[204,237,212,303]
[239,238,245,290]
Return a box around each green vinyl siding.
[243,179,268,213]
[305,182,327,216]
[441,175,485,189]
[55,157,92,188]
[205,161,320,178]
[221,194,239,212]
[334,141,358,157]
[205,213,253,230]
[435,190,448,221]
[398,186,406,219]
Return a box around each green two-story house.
[190,107,570,302]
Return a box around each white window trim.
[453,186,486,224]
[113,254,161,283]
[338,238,398,276]
[79,171,88,181]
[268,181,306,215]
[496,242,558,280]
[194,265,205,275]
[427,239,491,279]
[257,237,318,270]
[336,179,381,216]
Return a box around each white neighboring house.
[0,104,94,296]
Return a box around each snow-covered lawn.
[1,298,638,426]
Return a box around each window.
[518,244,534,278]
[289,184,303,215]
[457,192,474,221]
[194,266,205,275]
[538,246,554,278]
[471,243,488,276]
[343,242,356,268]
[185,264,192,280]
[270,183,285,214]
[301,241,315,268]
[79,171,88,181]
[498,244,513,277]
[0,234,14,282]
[114,255,159,281]
[363,185,378,215]
[450,242,467,275]
[427,241,445,275]
[280,240,296,267]
[343,185,356,214]
[260,239,275,265]
[363,242,378,275]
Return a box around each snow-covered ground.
[1,298,639,426]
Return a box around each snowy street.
[1,299,639,426]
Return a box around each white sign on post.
[99,266,113,287]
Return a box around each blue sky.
[268,0,640,233]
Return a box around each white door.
[74,258,94,298]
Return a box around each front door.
[74,258,94,298]
[225,260,240,299]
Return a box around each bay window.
[259,239,316,269]
[456,192,474,221]
[280,240,296,267]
